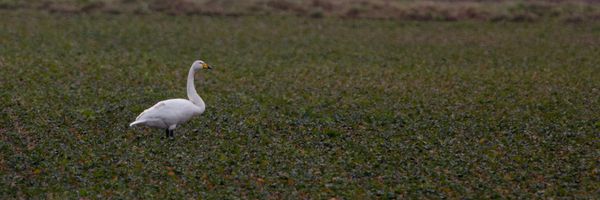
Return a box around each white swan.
[130,60,212,138]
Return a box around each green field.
[1,10,599,198]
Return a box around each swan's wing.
[135,101,167,121]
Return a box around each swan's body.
[130,60,211,138]
[129,99,203,129]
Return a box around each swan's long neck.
[187,67,205,112]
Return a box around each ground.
[0,8,599,199]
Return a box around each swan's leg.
[168,125,177,138]
[165,129,169,138]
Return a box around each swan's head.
[192,60,212,71]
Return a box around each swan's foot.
[163,129,175,139]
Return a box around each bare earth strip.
[1,0,599,22]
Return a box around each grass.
[0,10,599,198]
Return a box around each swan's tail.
[129,120,145,127]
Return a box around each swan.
[130,60,212,138]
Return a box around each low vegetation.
[0,4,599,199]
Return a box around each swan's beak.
[202,63,212,70]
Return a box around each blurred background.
[2,0,599,22]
